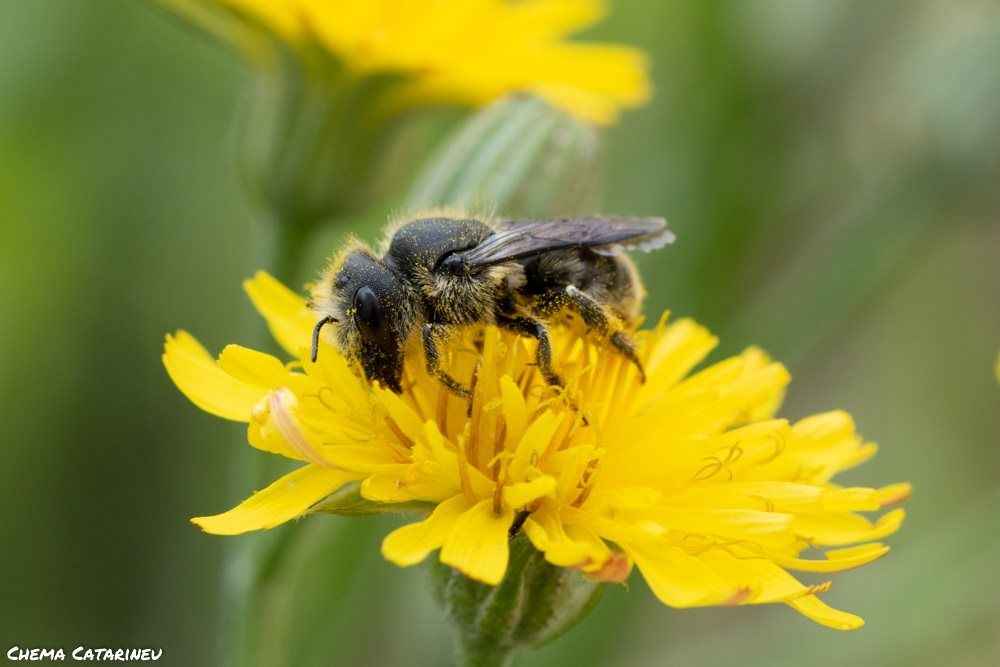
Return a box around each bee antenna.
[310,316,338,363]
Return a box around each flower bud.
[405,96,605,218]
[429,534,604,667]
[163,0,398,228]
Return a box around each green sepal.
[429,533,605,667]
[309,482,435,517]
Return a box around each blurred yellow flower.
[174,0,650,124]
[164,272,909,630]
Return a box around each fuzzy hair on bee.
[311,239,418,359]
[310,209,673,397]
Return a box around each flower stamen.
[384,415,415,450]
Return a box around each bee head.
[312,249,413,393]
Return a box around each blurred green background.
[1,1,998,665]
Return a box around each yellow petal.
[382,495,469,567]
[324,444,404,472]
[508,410,562,481]
[625,542,736,608]
[787,411,876,482]
[440,499,515,585]
[793,508,905,546]
[524,504,611,569]
[660,481,823,511]
[584,551,632,582]
[162,331,266,421]
[301,347,370,413]
[362,465,457,503]
[249,388,337,464]
[503,475,557,509]
[243,271,314,357]
[787,594,864,630]
[696,548,814,604]
[192,465,357,535]
[773,543,890,573]
[362,466,414,502]
[376,387,426,439]
[505,0,605,40]
[217,344,292,387]
[875,483,912,507]
[639,318,717,402]
[662,347,789,435]
[626,506,794,547]
[498,375,528,447]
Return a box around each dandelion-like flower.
[168,0,650,125]
[164,272,909,630]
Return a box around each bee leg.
[495,314,562,387]
[563,286,646,383]
[610,331,646,383]
[422,323,471,398]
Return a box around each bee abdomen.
[520,248,642,323]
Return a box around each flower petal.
[787,411,876,483]
[192,465,357,535]
[875,482,912,507]
[639,318,717,403]
[793,508,905,546]
[772,543,890,573]
[249,388,336,464]
[508,410,562,482]
[362,464,457,503]
[503,475,557,509]
[625,542,736,608]
[376,387,426,438]
[696,548,816,604]
[787,594,864,630]
[243,271,315,357]
[162,331,266,421]
[524,504,611,569]
[217,344,292,387]
[382,495,469,567]
[499,375,529,446]
[440,499,515,585]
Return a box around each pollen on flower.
[165,272,909,628]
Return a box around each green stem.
[268,216,314,287]
[456,644,515,667]
[218,211,317,667]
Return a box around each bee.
[309,212,673,397]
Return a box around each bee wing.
[458,216,673,267]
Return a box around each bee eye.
[353,285,393,349]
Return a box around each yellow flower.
[164,272,909,630]
[177,0,650,125]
